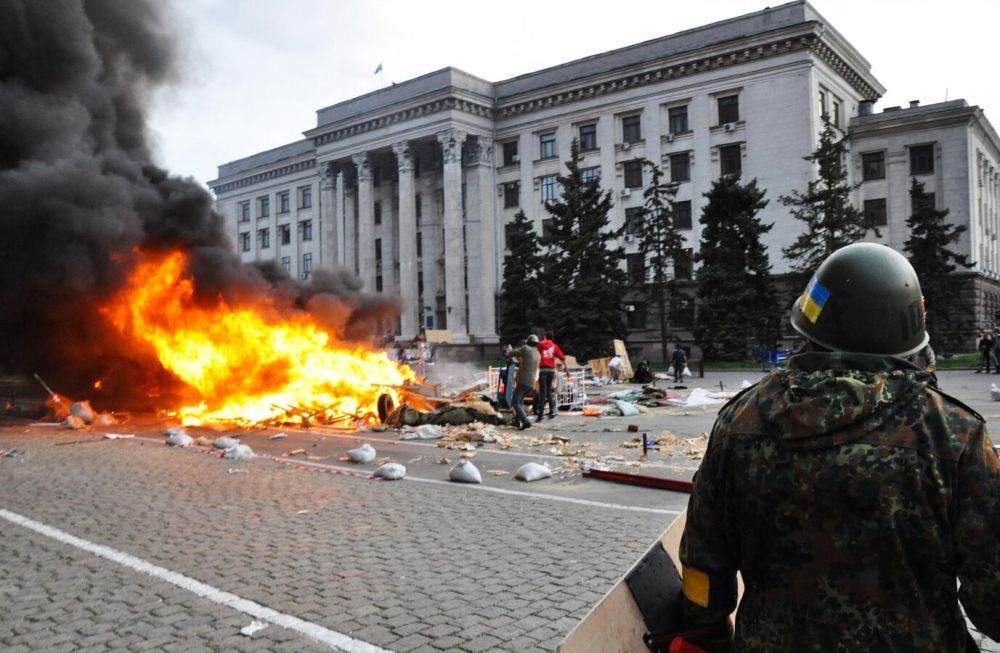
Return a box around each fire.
[105,250,415,425]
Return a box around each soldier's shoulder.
[923,384,985,424]
[714,383,766,435]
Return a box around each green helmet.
[525,334,539,345]
[790,243,928,357]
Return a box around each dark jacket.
[679,352,1000,651]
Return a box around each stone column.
[466,136,499,342]
[393,141,419,339]
[437,129,468,342]
[319,162,337,268]
[353,152,375,291]
[344,186,356,273]
[335,170,346,265]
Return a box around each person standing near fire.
[505,335,540,430]
[535,331,569,422]
[669,244,1000,651]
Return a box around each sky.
[147,0,999,189]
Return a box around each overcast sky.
[147,0,999,188]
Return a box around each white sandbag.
[213,436,240,450]
[992,383,1000,401]
[684,387,726,407]
[63,415,86,430]
[222,444,254,460]
[416,424,443,439]
[165,428,192,447]
[682,366,692,377]
[93,413,117,426]
[70,401,95,424]
[374,462,407,480]
[448,459,482,484]
[346,443,376,463]
[515,462,552,482]
[614,400,640,417]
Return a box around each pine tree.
[541,140,627,360]
[781,121,880,275]
[498,210,543,346]
[695,176,780,360]
[903,177,973,351]
[635,160,684,362]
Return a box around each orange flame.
[105,250,415,425]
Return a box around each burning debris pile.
[0,1,409,425]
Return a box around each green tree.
[498,210,543,346]
[781,121,880,275]
[635,160,684,361]
[695,176,780,360]
[541,140,627,360]
[903,177,973,351]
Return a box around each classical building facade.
[209,0,1000,353]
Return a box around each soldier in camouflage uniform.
[675,243,1000,652]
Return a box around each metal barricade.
[488,366,587,411]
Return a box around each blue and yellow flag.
[799,276,829,323]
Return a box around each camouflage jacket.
[679,352,1000,652]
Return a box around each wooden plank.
[612,339,634,380]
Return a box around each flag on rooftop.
[374,63,382,75]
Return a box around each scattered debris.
[627,424,639,433]
[614,400,640,416]
[515,462,552,482]
[269,432,288,440]
[437,456,451,464]
[991,384,1000,401]
[296,509,310,515]
[345,443,376,463]
[286,448,307,457]
[165,428,192,447]
[374,462,407,480]
[459,451,476,459]
[194,436,212,447]
[448,459,482,484]
[63,415,87,430]
[488,469,509,476]
[227,468,248,474]
[93,413,118,427]
[103,433,134,440]
[70,401,95,424]
[0,448,24,458]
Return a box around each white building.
[209,0,1000,351]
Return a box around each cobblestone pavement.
[1,366,997,651]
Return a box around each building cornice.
[304,93,493,147]
[210,158,315,195]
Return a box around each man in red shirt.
[535,332,568,421]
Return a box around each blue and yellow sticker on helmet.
[800,276,829,323]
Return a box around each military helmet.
[525,334,539,345]
[790,243,928,357]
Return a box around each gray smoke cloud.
[0,0,397,408]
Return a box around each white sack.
[448,459,482,484]
[222,444,254,460]
[515,462,552,482]
[991,383,1000,401]
[213,436,240,450]
[165,428,192,447]
[70,401,95,424]
[346,443,377,463]
[684,387,726,407]
[374,463,407,480]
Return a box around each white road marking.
[0,509,393,653]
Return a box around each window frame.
[300,219,313,241]
[502,140,519,166]
[278,191,290,214]
[279,223,291,245]
[673,200,693,230]
[622,114,642,144]
[717,94,740,124]
[719,144,742,177]
[539,132,557,160]
[623,160,643,189]
[909,144,935,176]
[668,105,689,135]
[258,195,270,218]
[670,152,691,183]
[239,201,250,222]
[861,151,886,181]
[625,207,644,236]
[864,198,888,226]
[579,123,598,151]
[503,182,520,209]
[298,185,312,209]
[239,232,250,252]
[540,175,558,202]
[627,252,646,285]
[258,227,270,249]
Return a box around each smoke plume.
[0,0,397,407]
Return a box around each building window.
[415,193,422,222]
[862,152,885,181]
[832,100,842,128]
[301,219,312,241]
[503,140,519,166]
[539,132,557,159]
[258,228,270,249]
[624,160,643,189]
[279,224,290,245]
[819,90,828,119]
[416,232,423,258]
[375,238,382,262]
[302,253,312,279]
[239,232,250,252]
[864,198,888,226]
[434,188,444,214]
[625,207,643,235]
[579,124,598,151]
[418,271,424,296]
[376,275,383,292]
[542,218,556,239]
[668,106,689,135]
[670,152,690,182]
[626,302,646,330]
[299,186,312,209]
[910,144,934,175]
[239,201,250,222]
[503,182,520,208]
[504,223,517,249]
[582,167,600,183]
[540,175,558,202]
[278,191,290,214]
[627,253,645,285]
[673,200,692,230]
[717,94,740,124]
[258,196,269,218]
[674,248,693,280]
[622,114,642,144]
[281,256,290,273]
[912,192,936,214]
[374,201,382,225]
[372,165,381,188]
[719,144,742,177]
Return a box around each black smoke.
[0,0,398,408]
